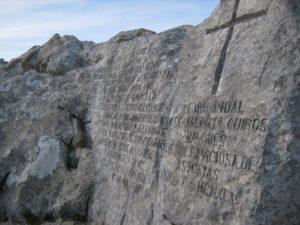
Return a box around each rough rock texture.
[0,0,299,225]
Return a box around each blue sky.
[0,0,219,61]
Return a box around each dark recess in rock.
[22,210,42,225]
[0,0,299,224]
[0,172,9,193]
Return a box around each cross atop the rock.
[208,0,268,95]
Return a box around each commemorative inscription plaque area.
[0,0,299,225]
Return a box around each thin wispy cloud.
[0,0,219,61]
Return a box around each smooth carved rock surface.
[0,0,299,224]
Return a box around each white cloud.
[0,0,219,61]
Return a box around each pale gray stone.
[0,0,299,225]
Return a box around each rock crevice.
[0,0,299,224]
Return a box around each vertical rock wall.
[0,0,299,224]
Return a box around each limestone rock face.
[109,28,156,43]
[0,0,299,225]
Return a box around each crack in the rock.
[153,145,161,184]
[0,172,10,193]
[43,211,56,222]
[120,193,130,225]
[58,104,92,149]
[84,186,94,222]
[163,214,181,225]
[84,194,91,222]
[60,137,79,170]
[22,210,42,225]
[0,214,8,222]
[58,105,91,124]
[146,203,154,225]
[58,185,94,223]
[120,211,126,225]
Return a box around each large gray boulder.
[0,0,299,224]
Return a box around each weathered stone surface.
[0,0,299,224]
[109,28,156,43]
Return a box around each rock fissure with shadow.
[0,0,299,224]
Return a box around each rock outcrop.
[0,0,299,225]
